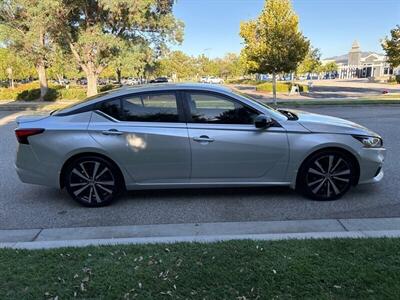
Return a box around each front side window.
[187,92,258,124]
[123,92,179,122]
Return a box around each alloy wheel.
[304,153,353,200]
[68,160,116,205]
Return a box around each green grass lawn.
[1,238,400,299]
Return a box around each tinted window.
[187,93,258,124]
[123,93,179,122]
[97,98,123,120]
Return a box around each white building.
[329,41,398,80]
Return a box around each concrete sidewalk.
[2,217,400,249]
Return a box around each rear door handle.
[102,129,123,136]
[193,135,215,143]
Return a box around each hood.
[286,109,380,137]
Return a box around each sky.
[172,0,400,59]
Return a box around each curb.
[2,217,400,249]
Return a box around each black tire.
[64,156,124,207]
[297,149,356,201]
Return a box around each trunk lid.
[16,113,50,125]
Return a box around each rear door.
[88,91,191,184]
[183,91,289,182]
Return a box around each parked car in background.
[77,78,88,85]
[98,78,110,85]
[150,77,169,83]
[199,76,208,83]
[15,84,385,207]
[206,76,224,84]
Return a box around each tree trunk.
[86,71,98,97]
[116,68,122,84]
[272,71,277,105]
[37,62,48,101]
[9,71,14,89]
[56,74,63,85]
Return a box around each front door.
[88,91,191,183]
[184,91,289,182]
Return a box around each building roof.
[350,40,361,53]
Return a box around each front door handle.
[102,129,123,136]
[193,135,215,143]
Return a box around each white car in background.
[207,76,224,84]
[199,76,208,83]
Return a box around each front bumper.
[357,147,386,185]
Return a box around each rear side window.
[96,99,123,120]
[122,93,179,122]
[96,92,180,122]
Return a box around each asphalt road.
[1,105,399,230]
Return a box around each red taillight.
[15,128,45,144]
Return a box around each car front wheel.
[65,156,123,207]
[298,150,356,201]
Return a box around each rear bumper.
[15,144,60,188]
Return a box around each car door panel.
[188,124,289,181]
[88,118,191,183]
[88,91,191,184]
[183,91,289,182]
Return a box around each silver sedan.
[15,84,386,207]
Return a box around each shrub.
[396,75,400,84]
[256,82,308,93]
[0,82,87,101]
[99,84,121,92]
[227,78,263,85]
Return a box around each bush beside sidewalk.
[1,238,400,299]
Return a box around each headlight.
[353,135,383,148]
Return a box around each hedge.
[0,82,119,101]
[256,82,308,93]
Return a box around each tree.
[0,0,60,99]
[0,47,35,87]
[382,25,400,68]
[57,0,184,96]
[215,53,245,80]
[196,54,219,77]
[240,0,309,104]
[297,47,321,76]
[110,43,150,83]
[47,46,81,84]
[156,51,196,80]
[321,61,338,73]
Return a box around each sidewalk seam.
[336,219,349,231]
[31,229,43,242]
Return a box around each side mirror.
[254,114,273,129]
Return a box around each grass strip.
[1,238,400,299]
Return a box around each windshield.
[233,91,279,112]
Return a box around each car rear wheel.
[65,156,123,207]
[297,150,356,201]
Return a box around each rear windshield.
[52,91,111,115]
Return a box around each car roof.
[95,83,233,101]
[54,83,234,116]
